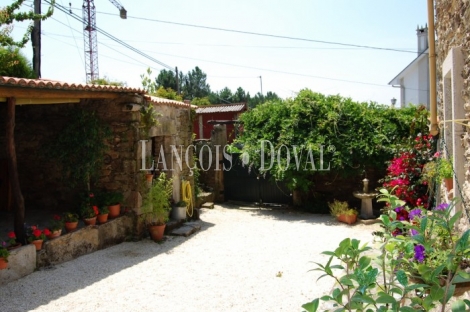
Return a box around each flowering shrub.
[381,133,435,208]
[302,189,470,311]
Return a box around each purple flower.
[409,208,422,220]
[410,229,419,236]
[434,203,449,211]
[394,207,409,221]
[414,244,426,262]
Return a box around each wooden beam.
[0,87,126,100]
[0,97,81,105]
[6,97,26,244]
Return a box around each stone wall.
[0,95,195,236]
[435,0,470,227]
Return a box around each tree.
[1,0,55,48]
[155,86,183,101]
[191,97,211,106]
[233,87,248,103]
[248,91,280,108]
[91,76,125,86]
[182,66,211,100]
[155,69,183,91]
[0,46,35,78]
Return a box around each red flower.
[53,214,61,221]
[31,225,37,231]
[93,205,99,216]
[43,228,51,236]
[7,231,16,239]
[32,229,42,238]
[89,193,94,198]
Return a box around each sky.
[5,0,428,105]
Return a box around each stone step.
[201,202,214,209]
[170,222,201,237]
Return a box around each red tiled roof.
[195,103,246,114]
[145,95,196,109]
[0,76,144,93]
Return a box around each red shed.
[193,103,247,143]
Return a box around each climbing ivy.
[235,89,427,191]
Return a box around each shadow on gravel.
[0,218,215,311]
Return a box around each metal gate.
[224,154,292,204]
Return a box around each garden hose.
[182,180,194,217]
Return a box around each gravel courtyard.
[0,203,381,312]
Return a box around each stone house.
[434,0,470,224]
[0,76,195,237]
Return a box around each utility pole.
[176,66,180,94]
[32,0,41,78]
[259,76,263,96]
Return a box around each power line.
[95,10,419,54]
[44,0,175,72]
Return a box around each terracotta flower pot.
[31,239,43,251]
[146,173,153,182]
[337,214,357,225]
[84,217,97,226]
[97,213,109,224]
[47,230,62,239]
[108,204,121,219]
[148,224,166,242]
[65,221,78,233]
[444,177,453,192]
[0,257,7,270]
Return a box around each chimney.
[416,24,428,55]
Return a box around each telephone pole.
[32,0,41,78]
[259,76,263,95]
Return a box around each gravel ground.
[0,203,381,312]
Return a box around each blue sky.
[7,0,428,105]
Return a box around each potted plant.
[423,152,453,192]
[97,206,109,224]
[328,199,358,225]
[26,226,49,251]
[172,200,187,221]
[102,191,124,219]
[0,242,10,270]
[439,156,453,192]
[47,215,64,239]
[63,212,79,232]
[141,173,173,241]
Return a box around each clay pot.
[97,213,109,224]
[146,173,153,182]
[0,257,7,270]
[84,217,97,226]
[108,204,121,219]
[337,214,357,225]
[47,230,62,239]
[65,221,78,233]
[30,239,43,251]
[444,177,453,192]
[148,224,166,242]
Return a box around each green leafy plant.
[102,191,123,206]
[0,241,10,261]
[48,215,64,231]
[141,173,173,226]
[328,200,350,217]
[63,212,79,223]
[302,189,470,312]
[140,105,160,135]
[176,200,188,207]
[98,206,109,215]
[43,108,112,189]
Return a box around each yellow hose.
[182,180,193,217]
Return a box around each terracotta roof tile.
[195,103,246,114]
[145,95,196,108]
[0,76,144,93]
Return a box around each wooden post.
[6,97,26,244]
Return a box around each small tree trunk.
[6,97,26,244]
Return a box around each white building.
[389,26,430,109]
